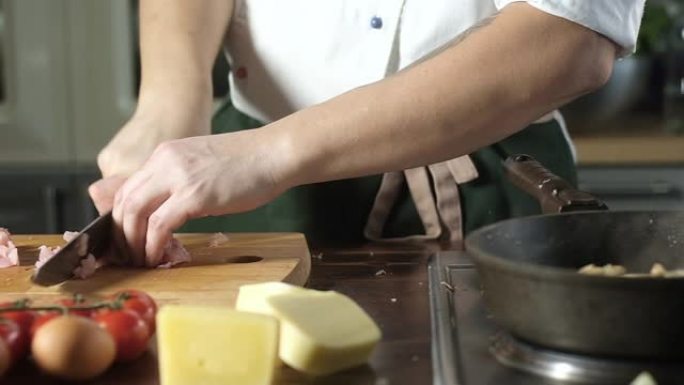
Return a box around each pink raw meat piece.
[34,230,101,279]
[208,232,230,248]
[62,231,79,242]
[0,228,11,245]
[0,228,19,268]
[35,245,103,279]
[34,230,191,273]
[63,231,89,257]
[73,254,102,279]
[35,245,61,269]
[0,246,18,268]
[156,238,192,269]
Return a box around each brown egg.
[31,315,116,381]
[0,338,10,377]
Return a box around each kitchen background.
[0,0,682,233]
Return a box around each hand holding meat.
[112,126,294,266]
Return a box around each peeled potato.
[32,315,115,380]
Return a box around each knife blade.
[31,211,114,286]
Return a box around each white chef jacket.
[224,0,645,125]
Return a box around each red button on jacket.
[235,66,248,79]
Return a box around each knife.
[31,211,114,286]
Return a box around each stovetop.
[427,252,684,385]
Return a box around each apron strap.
[363,168,442,242]
[363,171,404,240]
[364,155,478,243]
[428,162,462,243]
[404,167,443,239]
[446,156,479,184]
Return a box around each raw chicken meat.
[156,238,192,269]
[62,231,79,242]
[34,231,98,279]
[0,228,19,268]
[73,254,103,279]
[208,232,230,248]
[33,228,192,280]
[0,228,11,245]
[35,245,61,269]
[63,231,89,257]
[34,230,88,270]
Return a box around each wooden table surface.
[5,242,440,385]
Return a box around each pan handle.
[504,154,608,214]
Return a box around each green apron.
[181,99,576,244]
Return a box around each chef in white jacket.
[90,0,645,266]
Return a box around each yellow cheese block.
[268,291,381,376]
[157,305,279,385]
[235,282,307,315]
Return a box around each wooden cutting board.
[0,233,311,307]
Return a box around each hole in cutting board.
[224,255,263,264]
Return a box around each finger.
[116,171,169,266]
[111,186,133,264]
[145,194,200,267]
[122,190,170,267]
[88,176,127,214]
[112,171,153,266]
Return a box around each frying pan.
[465,154,684,359]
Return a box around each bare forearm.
[137,0,233,108]
[96,1,233,178]
[270,3,616,187]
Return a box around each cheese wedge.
[157,305,279,385]
[268,290,381,376]
[235,281,308,315]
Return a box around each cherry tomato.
[30,312,61,339]
[0,311,35,336]
[94,309,150,362]
[0,316,30,362]
[0,301,36,333]
[111,290,157,334]
[0,302,35,361]
[0,318,21,365]
[58,298,93,318]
